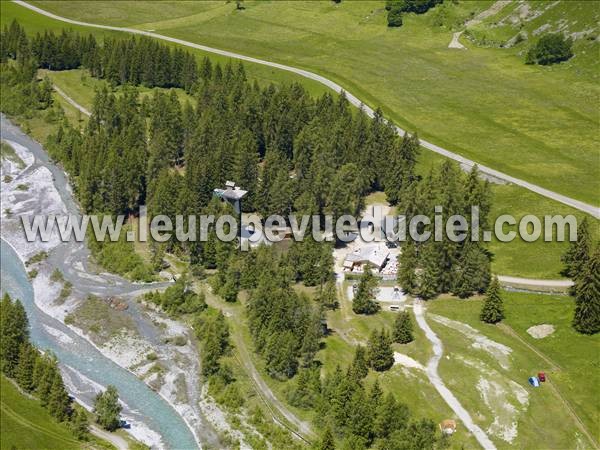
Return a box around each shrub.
[50,268,64,283]
[387,0,443,14]
[387,8,404,27]
[526,33,573,65]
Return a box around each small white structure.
[213,180,247,214]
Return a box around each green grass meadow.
[1,376,82,450]
[428,292,600,448]
[23,0,600,206]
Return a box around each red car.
[538,372,546,382]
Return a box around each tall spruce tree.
[398,241,418,294]
[367,329,394,372]
[48,370,71,421]
[393,311,414,344]
[318,279,339,310]
[352,267,381,315]
[318,424,336,450]
[0,294,29,377]
[480,277,504,324]
[562,217,592,281]
[15,343,36,392]
[418,243,441,300]
[452,243,491,298]
[572,246,600,334]
[70,407,89,440]
[348,345,369,381]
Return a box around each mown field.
[25,0,600,206]
[2,1,598,280]
[1,376,83,450]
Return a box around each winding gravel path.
[413,300,497,450]
[14,0,600,219]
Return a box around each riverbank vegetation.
[0,294,89,441]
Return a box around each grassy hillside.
[1,376,82,450]
[428,292,600,447]
[25,0,600,206]
[318,282,600,448]
[0,2,329,97]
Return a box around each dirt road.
[413,300,497,450]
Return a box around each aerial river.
[0,115,200,449]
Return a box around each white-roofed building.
[344,244,390,273]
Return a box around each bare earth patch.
[526,324,555,339]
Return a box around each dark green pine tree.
[452,243,491,298]
[264,331,299,380]
[15,343,36,392]
[37,359,56,407]
[373,392,410,440]
[0,294,29,377]
[70,407,89,440]
[572,246,600,335]
[348,345,369,381]
[398,241,418,294]
[232,129,260,212]
[318,279,339,310]
[384,132,419,206]
[562,217,592,282]
[480,276,504,324]
[463,165,492,232]
[393,311,414,344]
[48,369,71,422]
[367,329,394,372]
[347,387,374,443]
[300,312,322,367]
[352,267,381,315]
[418,243,441,300]
[317,424,336,450]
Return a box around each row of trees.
[245,247,324,379]
[1,294,125,437]
[2,21,199,90]
[0,56,54,116]
[562,218,600,334]
[0,294,88,437]
[397,162,493,299]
